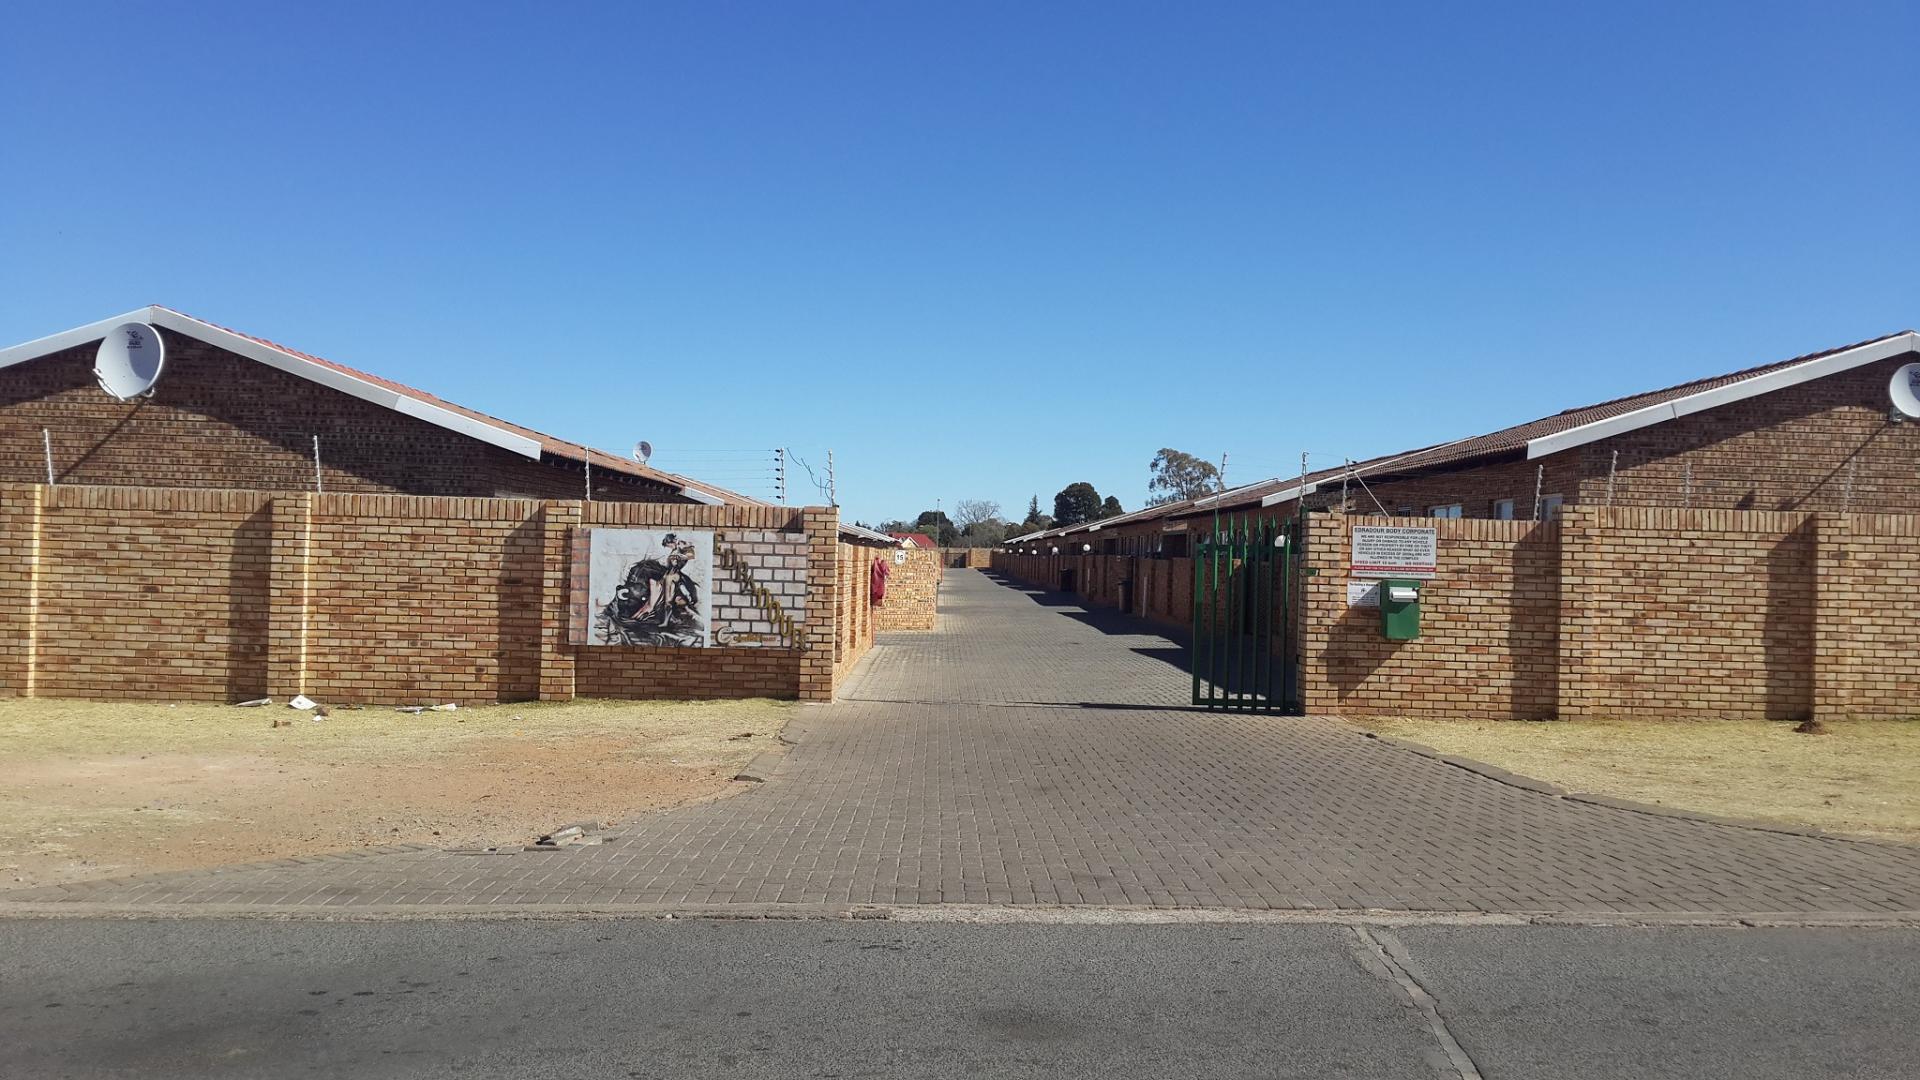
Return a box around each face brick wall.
[0,335,682,502]
[33,487,275,701]
[0,483,843,705]
[874,547,939,632]
[1301,514,1561,720]
[1559,506,1814,720]
[999,505,1920,721]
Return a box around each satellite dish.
[1890,363,1920,420]
[633,440,654,464]
[94,322,166,400]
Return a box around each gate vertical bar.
[1259,517,1273,710]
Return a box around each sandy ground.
[1355,716,1920,844]
[0,698,791,891]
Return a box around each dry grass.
[0,697,792,890]
[1354,715,1920,844]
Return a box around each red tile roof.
[889,532,939,549]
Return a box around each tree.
[952,499,1002,546]
[1053,482,1103,527]
[1100,495,1124,520]
[1147,448,1223,505]
[1015,495,1052,537]
[912,510,958,547]
[961,520,1007,547]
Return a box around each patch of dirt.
[1353,715,1920,844]
[0,698,790,890]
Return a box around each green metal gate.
[1192,516,1297,712]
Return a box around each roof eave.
[1526,332,1920,460]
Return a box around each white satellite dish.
[1890,363,1920,420]
[94,322,166,400]
[633,440,654,464]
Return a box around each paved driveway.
[7,569,1920,914]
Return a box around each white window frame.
[1493,499,1515,520]
[1538,494,1565,521]
[1429,504,1463,519]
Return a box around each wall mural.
[588,529,714,647]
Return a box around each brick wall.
[835,542,882,684]
[939,548,995,568]
[0,483,842,704]
[1301,514,1560,720]
[0,335,680,501]
[1558,506,1814,720]
[998,506,1920,721]
[875,547,940,631]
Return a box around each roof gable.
[0,306,761,506]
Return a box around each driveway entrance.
[10,569,1920,913]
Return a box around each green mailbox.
[1380,578,1422,641]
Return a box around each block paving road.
[8,569,1920,914]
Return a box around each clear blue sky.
[3,2,1915,525]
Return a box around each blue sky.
[3,2,1915,525]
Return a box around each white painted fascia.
[1260,481,1319,508]
[1526,333,1920,460]
[0,306,545,460]
[679,485,727,506]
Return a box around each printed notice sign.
[1347,581,1381,608]
[1350,525,1437,580]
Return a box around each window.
[1430,504,1463,519]
[1493,499,1515,520]
[1539,495,1565,521]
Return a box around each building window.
[1430,504,1463,519]
[1539,494,1565,520]
[1493,499,1515,520]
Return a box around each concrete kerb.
[0,902,1916,929]
[1354,728,1917,849]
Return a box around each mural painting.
[587,529,714,647]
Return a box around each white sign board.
[1350,525,1437,580]
[1347,581,1381,608]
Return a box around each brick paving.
[7,569,1920,914]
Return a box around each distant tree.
[1147,448,1223,505]
[1099,495,1124,519]
[1053,482,1103,527]
[962,520,1007,547]
[877,519,915,536]
[1015,494,1052,537]
[912,510,959,546]
[953,499,1002,540]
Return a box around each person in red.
[870,555,890,604]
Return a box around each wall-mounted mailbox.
[1380,578,1422,641]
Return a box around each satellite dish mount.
[94,322,166,401]
[633,440,654,465]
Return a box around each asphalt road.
[2,918,1917,1079]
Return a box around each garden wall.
[996,506,1920,721]
[0,483,911,705]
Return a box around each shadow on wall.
[1765,519,1817,721]
[224,505,273,702]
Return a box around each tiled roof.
[888,532,939,549]
[151,308,764,505]
[1182,331,1918,516]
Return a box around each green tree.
[1053,482,1103,527]
[1100,495,1124,519]
[1016,494,1053,536]
[1147,448,1223,505]
[912,510,958,546]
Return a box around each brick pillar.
[538,500,583,701]
[266,493,314,699]
[1295,510,1347,714]
[1555,504,1598,720]
[1810,513,1848,721]
[801,506,839,700]
[0,484,44,697]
